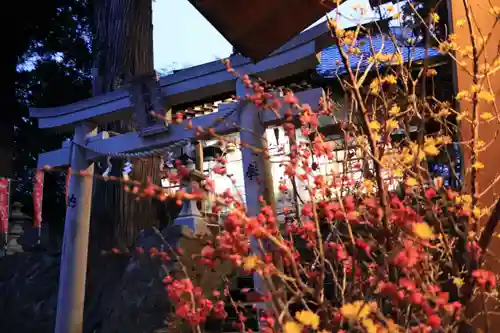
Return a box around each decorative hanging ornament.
[159,155,165,171]
[122,159,133,181]
[165,151,175,169]
[33,169,44,228]
[102,156,112,179]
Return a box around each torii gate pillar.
[237,79,277,325]
[55,122,96,333]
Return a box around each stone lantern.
[7,202,33,254]
[173,159,210,236]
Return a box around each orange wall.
[448,0,500,327]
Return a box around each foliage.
[12,0,92,227]
[116,1,500,332]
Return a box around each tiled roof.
[316,32,441,78]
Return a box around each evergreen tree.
[12,0,93,237]
[91,0,162,249]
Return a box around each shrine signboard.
[129,73,169,137]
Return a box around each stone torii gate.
[30,25,327,333]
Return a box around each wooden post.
[54,122,96,333]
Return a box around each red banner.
[33,170,44,228]
[0,178,10,233]
[65,167,71,201]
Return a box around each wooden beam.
[31,89,133,131]
[38,147,72,168]
[37,88,324,168]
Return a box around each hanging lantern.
[33,169,44,228]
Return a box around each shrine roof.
[316,29,441,78]
[187,0,339,62]
[186,0,397,62]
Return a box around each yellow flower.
[473,206,481,218]
[413,222,435,240]
[242,256,259,270]
[435,135,452,145]
[370,79,380,94]
[369,121,381,131]
[295,310,319,329]
[389,105,400,116]
[376,321,401,333]
[340,301,375,321]
[384,74,397,84]
[453,277,465,288]
[456,194,472,205]
[406,177,418,186]
[431,13,440,23]
[456,19,466,27]
[349,47,361,55]
[439,41,456,54]
[393,168,403,178]
[386,119,399,131]
[364,179,374,192]
[480,112,494,120]
[478,90,495,103]
[392,53,404,65]
[471,84,481,93]
[362,318,378,333]
[423,139,440,157]
[283,321,302,333]
[456,90,471,100]
[472,161,485,169]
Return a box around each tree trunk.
[83,1,167,331]
[91,0,161,249]
[1,52,15,179]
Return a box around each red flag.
[33,169,44,228]
[66,167,71,201]
[0,178,9,233]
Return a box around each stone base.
[173,214,211,237]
